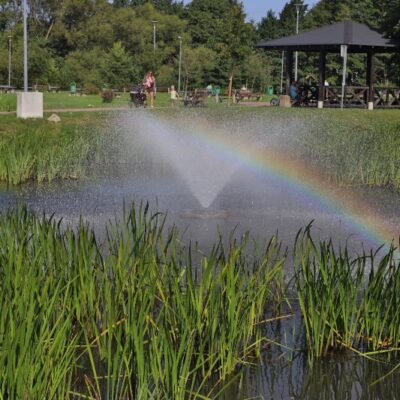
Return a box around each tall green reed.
[0,204,287,399]
[294,224,400,362]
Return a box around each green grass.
[1,105,400,191]
[0,113,114,184]
[296,109,400,191]
[0,92,131,112]
[0,205,399,398]
[294,224,400,363]
[0,91,201,111]
[0,204,286,399]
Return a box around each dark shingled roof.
[256,21,400,52]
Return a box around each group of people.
[143,71,179,108]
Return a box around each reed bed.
[294,225,400,362]
[0,118,112,185]
[1,204,399,398]
[0,204,286,399]
[299,117,400,191]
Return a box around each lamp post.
[23,0,28,92]
[280,50,284,94]
[152,20,158,53]
[178,36,182,93]
[17,0,43,119]
[294,3,301,82]
[8,35,12,87]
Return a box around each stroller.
[129,84,147,107]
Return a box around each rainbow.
[187,124,399,248]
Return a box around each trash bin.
[267,86,274,96]
[70,82,77,95]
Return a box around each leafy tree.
[101,41,137,89]
[258,10,281,41]
[181,46,217,88]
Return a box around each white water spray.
[121,112,243,209]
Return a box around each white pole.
[280,50,284,94]
[23,0,28,92]
[8,36,12,87]
[340,45,348,110]
[178,36,182,93]
[294,4,300,81]
[152,20,157,53]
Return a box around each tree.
[181,46,217,88]
[258,10,281,41]
[101,41,137,89]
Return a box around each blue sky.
[182,1,314,22]
[242,1,314,22]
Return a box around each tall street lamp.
[294,3,301,82]
[178,36,182,93]
[152,20,158,54]
[23,0,28,92]
[8,35,12,87]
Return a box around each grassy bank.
[0,205,399,399]
[0,92,186,111]
[1,107,400,189]
[295,109,400,191]
[0,113,114,184]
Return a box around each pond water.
[1,110,399,398]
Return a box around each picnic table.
[234,89,262,103]
[0,85,15,93]
[31,84,60,93]
[182,89,206,107]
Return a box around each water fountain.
[1,108,400,399]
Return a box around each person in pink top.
[144,71,156,108]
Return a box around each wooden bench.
[234,90,262,103]
[48,85,60,93]
[33,84,48,92]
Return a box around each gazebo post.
[366,50,375,110]
[285,50,294,95]
[318,50,326,109]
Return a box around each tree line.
[0,0,399,92]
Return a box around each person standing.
[144,71,156,108]
[170,85,178,107]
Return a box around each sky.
[242,1,314,22]
[182,1,314,22]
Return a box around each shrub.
[84,83,100,95]
[101,89,114,103]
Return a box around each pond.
[1,109,399,399]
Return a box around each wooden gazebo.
[256,21,400,109]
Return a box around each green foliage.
[0,0,399,91]
[101,88,114,102]
[295,225,400,362]
[101,41,137,89]
[0,114,111,184]
[0,203,286,398]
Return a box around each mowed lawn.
[0,91,175,112]
[0,90,276,112]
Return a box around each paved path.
[0,103,272,116]
[238,101,271,107]
[0,107,130,116]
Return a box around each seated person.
[290,82,299,102]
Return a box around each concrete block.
[17,92,43,119]
[279,95,291,108]
[368,101,374,111]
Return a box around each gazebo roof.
[256,20,400,53]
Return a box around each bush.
[101,89,114,103]
[84,83,100,95]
